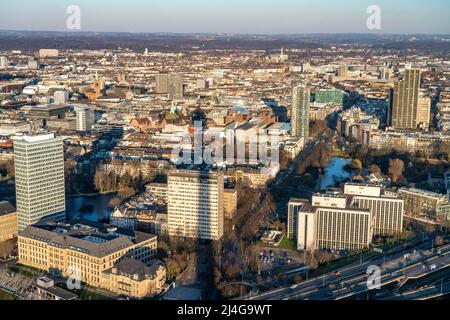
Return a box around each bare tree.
[388,158,405,183]
[369,164,382,176]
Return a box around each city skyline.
[0,1,450,305]
[0,0,449,34]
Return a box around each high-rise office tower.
[169,73,184,99]
[291,84,310,139]
[156,72,184,99]
[75,105,95,132]
[54,90,69,105]
[0,56,7,68]
[388,69,423,130]
[13,134,66,231]
[156,72,169,94]
[337,65,348,77]
[167,170,224,240]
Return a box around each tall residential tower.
[388,68,429,130]
[291,84,310,140]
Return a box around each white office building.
[344,184,404,236]
[167,170,224,240]
[75,105,95,132]
[288,195,373,251]
[54,91,69,105]
[13,134,66,231]
[0,56,7,68]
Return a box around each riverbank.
[319,157,352,190]
[66,191,117,198]
[66,193,116,222]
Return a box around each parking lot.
[256,246,304,273]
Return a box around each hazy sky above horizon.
[0,0,449,34]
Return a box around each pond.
[66,193,116,222]
[320,157,351,190]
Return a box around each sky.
[0,0,449,34]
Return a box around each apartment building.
[398,188,449,220]
[223,188,238,219]
[388,69,422,130]
[167,170,224,240]
[291,84,310,140]
[145,183,168,202]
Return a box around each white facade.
[39,49,59,58]
[343,183,404,236]
[351,195,404,236]
[13,134,66,231]
[311,194,347,209]
[167,170,224,240]
[54,91,69,105]
[314,208,373,251]
[289,196,374,252]
[75,105,95,132]
[297,210,316,251]
[344,184,381,197]
[0,56,7,68]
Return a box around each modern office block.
[167,170,224,240]
[289,195,373,251]
[13,134,66,231]
[74,105,95,132]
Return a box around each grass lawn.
[278,238,297,251]
[56,282,113,300]
[8,265,35,278]
[0,289,14,300]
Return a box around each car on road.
[290,284,299,290]
[335,271,342,276]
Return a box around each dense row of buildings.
[1,44,449,299]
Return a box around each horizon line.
[1,29,450,37]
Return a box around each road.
[245,242,450,300]
[385,281,450,300]
[332,245,450,300]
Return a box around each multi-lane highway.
[385,281,450,300]
[246,243,450,300]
